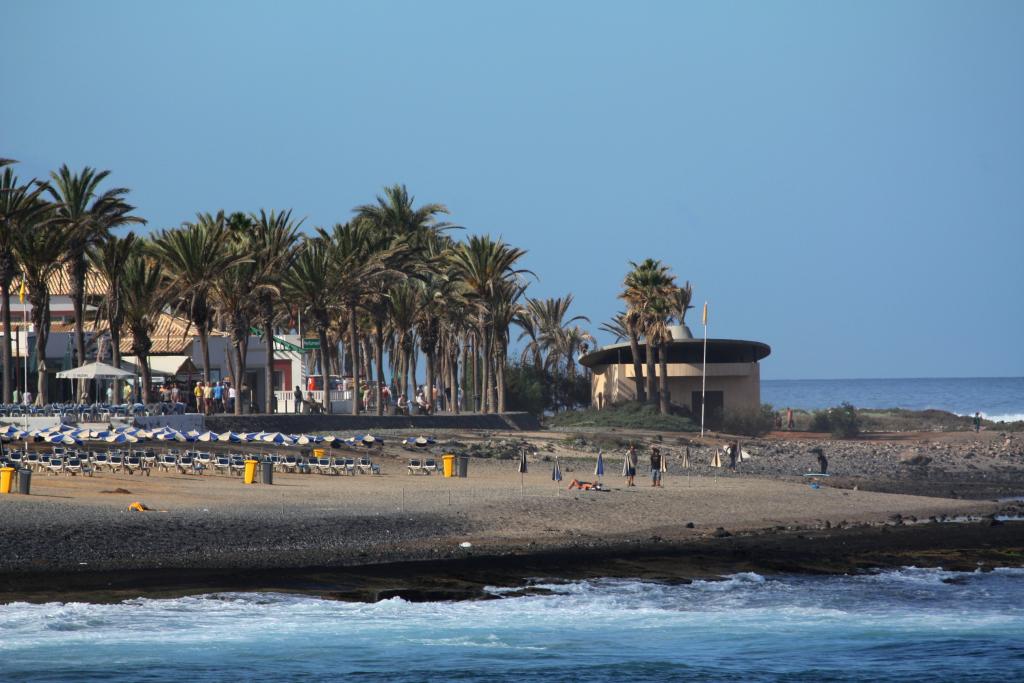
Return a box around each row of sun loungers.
[0,446,389,478]
[407,458,439,475]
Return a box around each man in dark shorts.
[650,446,663,487]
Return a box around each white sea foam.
[961,411,1024,423]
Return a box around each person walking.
[193,381,203,413]
[212,381,223,413]
[624,444,638,487]
[973,412,982,432]
[293,385,303,413]
[227,383,236,413]
[727,440,738,470]
[817,448,828,474]
[650,446,663,488]
[786,407,794,430]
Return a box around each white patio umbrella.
[196,431,220,442]
[56,362,134,380]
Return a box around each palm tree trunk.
[199,327,212,384]
[645,339,657,406]
[31,293,50,405]
[349,305,360,415]
[462,335,468,411]
[232,343,244,415]
[71,261,88,401]
[138,350,153,405]
[496,345,507,413]
[263,319,275,413]
[424,349,435,414]
[479,323,491,413]
[374,322,384,416]
[318,328,332,414]
[627,329,646,403]
[449,345,458,414]
[487,337,498,413]
[658,339,670,415]
[472,336,480,412]
[1,284,11,403]
[111,329,123,404]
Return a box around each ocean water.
[2,568,1023,682]
[762,377,1024,422]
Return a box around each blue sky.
[3,0,1022,380]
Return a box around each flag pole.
[700,301,708,437]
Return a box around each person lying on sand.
[568,479,606,491]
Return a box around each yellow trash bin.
[0,467,14,494]
[313,448,325,459]
[442,454,455,478]
[243,459,259,484]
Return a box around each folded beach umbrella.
[106,433,135,444]
[217,431,242,443]
[196,430,220,442]
[47,432,80,445]
[10,429,29,440]
[517,451,528,474]
[263,432,295,446]
[186,430,201,439]
[710,449,722,468]
[294,434,314,445]
[594,450,605,478]
[552,458,562,482]
[681,446,690,469]
[1,424,18,437]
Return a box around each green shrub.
[809,402,861,438]
[809,410,832,432]
[546,401,698,432]
[722,404,776,437]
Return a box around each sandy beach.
[2,427,1022,603]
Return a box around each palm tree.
[150,213,243,385]
[249,209,301,413]
[47,165,144,398]
[87,233,138,403]
[449,235,530,413]
[212,220,262,415]
[120,244,172,404]
[283,237,336,413]
[355,185,452,412]
[385,282,419,403]
[10,209,68,405]
[599,311,630,343]
[621,259,675,406]
[488,279,526,413]
[0,165,47,402]
[320,220,402,415]
[353,183,453,250]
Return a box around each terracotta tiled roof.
[83,312,228,355]
[11,264,109,298]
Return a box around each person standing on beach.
[973,412,982,432]
[650,446,663,487]
[810,447,828,474]
[786,407,794,430]
[727,441,738,470]
[193,381,202,412]
[293,385,303,413]
[624,444,638,486]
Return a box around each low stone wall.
[205,412,540,434]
